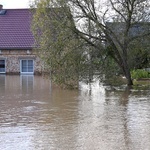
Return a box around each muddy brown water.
[0,75,150,150]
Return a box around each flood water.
[0,75,150,150]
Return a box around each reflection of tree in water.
[105,86,132,106]
[105,86,150,150]
[120,87,131,106]
[104,88,131,149]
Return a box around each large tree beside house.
[31,3,84,87]
[31,0,150,87]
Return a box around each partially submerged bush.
[131,69,150,80]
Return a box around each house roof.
[0,9,34,49]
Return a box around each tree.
[128,31,150,69]
[31,0,150,86]
[31,2,88,88]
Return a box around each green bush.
[131,69,150,79]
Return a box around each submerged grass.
[104,75,150,91]
[130,69,150,90]
[133,79,150,90]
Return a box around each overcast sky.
[0,0,33,8]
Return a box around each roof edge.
[0,47,33,50]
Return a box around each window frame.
[0,59,6,73]
[20,59,34,74]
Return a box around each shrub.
[131,69,150,79]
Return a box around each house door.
[0,60,5,73]
[20,59,34,74]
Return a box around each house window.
[20,59,34,74]
[0,60,5,73]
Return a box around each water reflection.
[0,75,5,94]
[0,75,150,150]
[21,75,34,94]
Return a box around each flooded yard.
[0,75,150,150]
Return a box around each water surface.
[0,75,150,150]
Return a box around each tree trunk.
[125,68,133,86]
[122,59,133,86]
